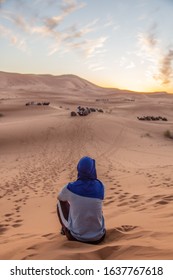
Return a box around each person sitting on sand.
[57,156,106,244]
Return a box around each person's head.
[77,156,97,180]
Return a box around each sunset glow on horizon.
[1,0,173,93]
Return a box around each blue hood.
[67,156,104,199]
[77,156,97,180]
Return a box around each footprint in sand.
[165,177,171,181]
[115,225,138,233]
[105,226,139,244]
[41,233,56,240]
[14,206,21,212]
[12,220,23,228]
[146,195,163,203]
[155,200,169,206]
[131,195,140,199]
[5,218,13,222]
[104,200,115,206]
[12,223,22,228]
[4,213,13,217]
[164,195,173,201]
[106,196,113,200]
[0,224,8,234]
[22,253,37,260]
[114,191,120,194]
[118,194,126,199]
[14,219,23,223]
[117,202,127,207]
[155,195,173,206]
[26,245,37,250]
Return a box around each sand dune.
[0,72,173,260]
[0,71,114,97]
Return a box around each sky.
[1,0,173,93]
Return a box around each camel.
[71,111,77,117]
[71,106,104,117]
[137,116,168,121]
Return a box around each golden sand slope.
[0,73,173,260]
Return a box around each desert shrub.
[164,129,173,139]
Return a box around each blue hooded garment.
[67,156,104,200]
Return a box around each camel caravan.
[137,115,168,121]
[25,101,50,106]
[71,106,104,117]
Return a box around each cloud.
[61,0,86,15]
[1,8,41,35]
[0,0,88,46]
[0,0,5,9]
[103,15,114,28]
[47,19,100,56]
[120,56,136,70]
[88,62,105,72]
[0,24,28,52]
[44,15,64,30]
[1,0,89,39]
[66,36,107,58]
[7,14,32,33]
[126,61,135,69]
[0,0,108,63]
[62,19,98,42]
[11,36,28,52]
[155,49,173,84]
[1,0,87,33]
[48,37,64,56]
[47,20,107,57]
[0,0,6,6]
[137,31,160,81]
[0,24,8,35]
[90,66,105,72]
[15,38,28,52]
[138,32,158,53]
[137,23,173,85]
[44,0,86,31]
[103,15,120,32]
[138,22,158,53]
[120,56,127,67]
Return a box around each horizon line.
[0,70,172,95]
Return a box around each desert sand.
[0,71,173,260]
